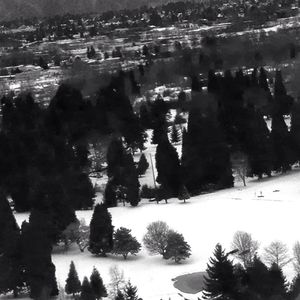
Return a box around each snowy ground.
[14,162,300,300]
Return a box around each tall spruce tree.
[81,277,95,300]
[123,152,140,207]
[268,263,287,298]
[21,210,59,299]
[90,267,107,300]
[290,102,300,163]
[241,107,273,179]
[65,261,81,297]
[88,204,114,256]
[203,244,237,300]
[124,281,139,300]
[104,180,118,208]
[271,112,293,172]
[107,138,125,182]
[244,256,271,299]
[155,135,182,196]
[0,192,24,297]
[137,153,149,176]
[182,101,233,193]
[274,70,294,115]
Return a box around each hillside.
[0,0,178,21]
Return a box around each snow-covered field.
[14,161,300,300]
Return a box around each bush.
[140,185,157,199]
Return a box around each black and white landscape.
[1,0,300,299]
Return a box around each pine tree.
[244,256,271,299]
[271,112,293,172]
[112,227,141,260]
[139,103,152,129]
[178,90,187,107]
[115,289,125,300]
[137,153,149,176]
[207,70,219,94]
[123,153,140,207]
[163,230,191,263]
[21,210,59,299]
[182,101,233,193]
[171,124,180,143]
[107,138,125,182]
[259,67,270,93]
[124,281,138,300]
[178,185,190,203]
[268,263,287,298]
[155,135,182,196]
[290,102,300,163]
[203,244,237,300]
[65,261,81,297]
[0,192,24,297]
[191,74,202,92]
[104,180,118,208]
[274,69,294,115]
[241,107,273,179]
[81,277,95,300]
[88,204,114,256]
[288,274,300,300]
[90,267,107,300]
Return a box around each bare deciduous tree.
[75,219,90,253]
[231,231,259,267]
[143,221,169,256]
[108,265,126,299]
[264,240,292,268]
[293,241,300,273]
[231,152,249,187]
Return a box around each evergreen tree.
[203,244,237,300]
[155,135,182,196]
[115,289,125,300]
[191,74,202,92]
[268,263,287,298]
[90,267,107,300]
[207,70,219,94]
[288,274,300,300]
[178,90,187,107]
[150,96,169,145]
[0,192,24,297]
[106,138,125,182]
[137,153,149,176]
[178,185,190,203]
[65,261,81,297]
[124,281,138,300]
[104,180,118,208]
[21,210,59,299]
[182,101,233,193]
[274,70,294,115]
[139,103,152,129]
[290,103,300,163]
[259,67,270,93]
[244,256,271,299]
[88,204,114,256]
[122,153,140,207]
[241,107,273,179]
[171,124,180,143]
[81,277,95,300]
[163,230,191,263]
[151,126,165,145]
[112,227,141,260]
[271,113,293,172]
[30,178,77,243]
